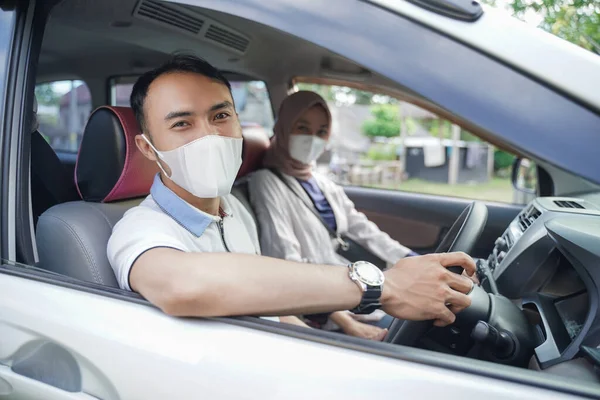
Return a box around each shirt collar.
[150,174,231,237]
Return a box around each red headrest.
[237,123,270,179]
[75,106,159,202]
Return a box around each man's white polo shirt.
[107,174,260,291]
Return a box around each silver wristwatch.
[348,261,385,314]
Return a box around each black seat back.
[31,97,80,226]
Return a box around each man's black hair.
[130,54,231,133]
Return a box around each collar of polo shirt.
[150,174,232,237]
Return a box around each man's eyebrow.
[209,101,234,112]
[164,111,195,121]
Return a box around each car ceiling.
[40,0,467,122]
[41,0,423,108]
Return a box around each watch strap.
[350,283,382,314]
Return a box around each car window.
[34,80,91,153]
[230,81,274,133]
[296,83,531,204]
[110,79,274,133]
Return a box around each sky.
[50,80,84,95]
[493,0,545,26]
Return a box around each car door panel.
[361,210,442,249]
[344,186,522,257]
[0,271,588,399]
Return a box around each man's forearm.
[132,248,362,317]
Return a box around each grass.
[368,177,514,203]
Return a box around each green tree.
[362,104,401,138]
[494,150,515,171]
[486,0,599,54]
[366,143,398,161]
[35,84,62,106]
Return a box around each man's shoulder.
[114,195,177,230]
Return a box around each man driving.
[107,54,476,328]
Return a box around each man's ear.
[135,134,158,162]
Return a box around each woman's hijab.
[262,91,331,180]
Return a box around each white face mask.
[142,134,243,198]
[289,135,327,164]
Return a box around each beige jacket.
[248,169,411,267]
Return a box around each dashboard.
[480,197,600,369]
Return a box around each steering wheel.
[385,201,488,346]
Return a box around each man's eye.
[171,121,190,128]
[214,112,230,120]
[298,125,310,132]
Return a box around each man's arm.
[132,249,475,327]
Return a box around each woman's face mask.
[142,134,243,198]
[288,135,327,164]
[288,105,330,164]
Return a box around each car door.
[0,268,592,400]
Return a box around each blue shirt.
[297,177,337,232]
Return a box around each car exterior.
[0,0,599,399]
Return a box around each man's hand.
[462,268,479,285]
[381,252,476,327]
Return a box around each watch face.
[354,261,384,286]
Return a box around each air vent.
[133,1,250,55]
[554,200,585,209]
[205,24,250,53]
[135,0,205,34]
[518,205,541,232]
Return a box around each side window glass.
[111,82,134,107]
[34,80,91,152]
[296,83,528,204]
[230,81,274,133]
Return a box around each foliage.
[494,149,515,171]
[366,143,398,161]
[484,0,600,54]
[35,84,62,106]
[460,131,481,142]
[362,104,401,138]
